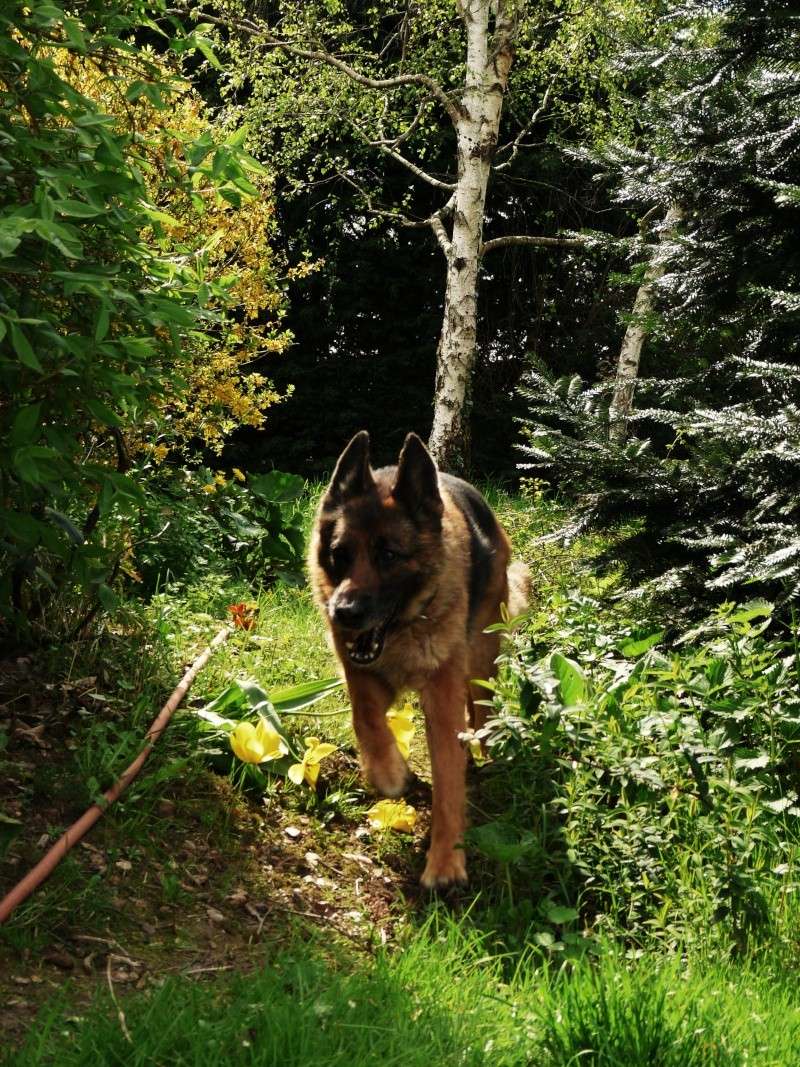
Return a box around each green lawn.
[7,919,800,1067]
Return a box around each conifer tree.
[520,0,800,602]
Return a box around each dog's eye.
[378,547,399,566]
[330,544,350,571]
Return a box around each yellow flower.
[152,443,169,463]
[367,799,417,833]
[460,728,490,766]
[230,720,287,764]
[202,483,216,494]
[232,467,246,482]
[288,736,337,788]
[214,473,227,487]
[386,703,415,761]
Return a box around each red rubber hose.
[0,625,231,924]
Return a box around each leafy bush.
[475,592,800,953]
[134,468,308,593]
[0,0,282,637]
[518,363,800,604]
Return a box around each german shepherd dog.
[309,431,529,888]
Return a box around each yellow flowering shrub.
[58,50,320,457]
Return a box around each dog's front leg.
[420,658,468,889]
[346,670,407,797]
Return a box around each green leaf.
[192,35,223,70]
[201,683,250,717]
[95,303,110,342]
[467,821,538,864]
[620,631,664,657]
[9,323,43,371]
[195,708,239,732]
[85,397,121,428]
[97,583,118,611]
[10,404,41,447]
[0,509,44,546]
[270,677,343,713]
[54,199,103,218]
[249,471,305,503]
[544,903,580,925]
[550,652,586,706]
[12,448,41,484]
[727,600,773,624]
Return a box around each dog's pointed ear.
[392,433,443,526]
[324,431,374,507]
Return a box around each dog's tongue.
[347,625,386,665]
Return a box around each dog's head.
[314,431,443,666]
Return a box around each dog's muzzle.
[343,620,390,666]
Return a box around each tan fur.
[309,435,529,888]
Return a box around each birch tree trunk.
[427,0,516,474]
[608,202,683,443]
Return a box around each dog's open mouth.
[344,622,389,666]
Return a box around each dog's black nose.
[331,601,367,629]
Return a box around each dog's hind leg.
[420,657,469,889]
[346,670,408,798]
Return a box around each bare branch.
[429,194,456,258]
[372,141,455,191]
[344,109,455,191]
[177,7,463,126]
[494,78,555,172]
[334,169,430,229]
[372,96,430,149]
[481,234,587,256]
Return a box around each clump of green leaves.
[135,468,308,593]
[476,593,800,954]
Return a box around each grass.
[5,918,800,1067]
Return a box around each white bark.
[428,0,516,473]
[608,203,684,443]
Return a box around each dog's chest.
[377,616,462,691]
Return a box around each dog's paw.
[363,746,409,798]
[421,849,468,890]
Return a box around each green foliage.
[477,591,800,953]
[135,468,307,592]
[0,0,273,634]
[519,1,800,603]
[196,673,342,785]
[207,0,656,477]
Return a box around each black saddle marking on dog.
[440,474,498,629]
